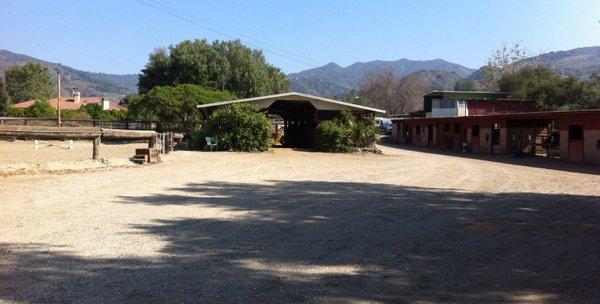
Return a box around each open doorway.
[491,123,501,154]
[471,125,480,153]
[427,124,434,147]
[268,100,316,148]
[507,119,560,158]
[268,114,285,147]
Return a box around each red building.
[391,110,600,165]
[423,91,536,117]
[466,99,538,116]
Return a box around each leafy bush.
[208,104,272,152]
[5,107,26,117]
[26,101,56,117]
[61,109,92,120]
[81,103,103,119]
[315,120,354,152]
[79,104,127,120]
[315,112,378,152]
[352,118,379,148]
[98,109,127,121]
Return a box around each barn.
[197,92,385,148]
[392,110,600,165]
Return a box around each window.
[438,99,456,109]
[472,125,480,137]
[569,125,583,140]
[454,123,460,134]
[444,123,450,132]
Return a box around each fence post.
[148,135,156,148]
[92,136,101,160]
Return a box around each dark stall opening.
[268,100,317,148]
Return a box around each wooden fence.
[0,117,157,130]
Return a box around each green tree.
[26,101,56,118]
[128,84,230,135]
[0,77,9,116]
[499,66,583,110]
[453,79,477,91]
[577,72,600,109]
[138,39,290,98]
[81,103,103,119]
[207,104,272,152]
[5,61,55,102]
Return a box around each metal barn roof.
[196,92,386,114]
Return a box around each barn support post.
[92,136,101,160]
[148,135,157,148]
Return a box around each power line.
[146,0,324,66]
[136,0,321,68]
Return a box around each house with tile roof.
[11,91,126,111]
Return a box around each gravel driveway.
[1,146,599,303]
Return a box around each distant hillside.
[468,46,600,81]
[0,49,137,101]
[399,70,462,112]
[289,59,475,97]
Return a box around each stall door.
[471,125,480,153]
[568,124,584,162]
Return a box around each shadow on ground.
[2,181,599,303]
[378,141,600,175]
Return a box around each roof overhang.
[390,109,600,122]
[196,92,386,114]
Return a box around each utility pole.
[57,72,62,127]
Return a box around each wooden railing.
[0,117,157,130]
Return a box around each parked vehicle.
[375,117,392,134]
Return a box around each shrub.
[81,103,103,119]
[80,104,127,121]
[5,107,26,117]
[26,101,56,117]
[192,127,209,150]
[315,120,354,152]
[208,104,272,152]
[98,109,127,121]
[61,109,92,120]
[353,119,379,148]
[315,112,378,152]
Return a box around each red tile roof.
[12,97,126,111]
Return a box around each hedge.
[207,104,272,152]
[315,112,378,152]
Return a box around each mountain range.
[0,49,138,101]
[289,59,475,97]
[1,46,599,102]
[291,46,600,97]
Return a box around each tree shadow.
[2,181,599,303]
[379,142,600,175]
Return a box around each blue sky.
[1,0,599,75]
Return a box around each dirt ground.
[0,145,599,303]
[0,140,148,175]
